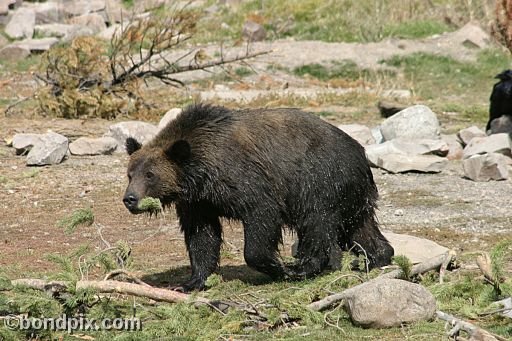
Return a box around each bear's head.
[123,137,191,214]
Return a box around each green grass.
[234,66,254,77]
[293,60,395,81]
[194,0,489,43]
[379,49,512,124]
[382,19,451,39]
[0,55,42,73]
[1,266,511,340]
[57,207,95,234]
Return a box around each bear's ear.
[126,137,142,155]
[166,140,191,163]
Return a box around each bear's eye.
[145,171,154,180]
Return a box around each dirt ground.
[1,114,511,283]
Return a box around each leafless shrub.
[36,7,268,119]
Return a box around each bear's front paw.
[173,276,206,292]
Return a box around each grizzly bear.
[123,103,393,291]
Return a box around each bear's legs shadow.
[140,265,276,288]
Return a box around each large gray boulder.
[5,8,36,39]
[69,136,118,155]
[365,139,448,167]
[26,132,68,166]
[342,278,436,328]
[463,153,509,181]
[463,133,512,159]
[338,124,375,146]
[380,105,441,141]
[382,232,449,264]
[376,154,448,174]
[105,121,158,152]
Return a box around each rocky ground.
[1,113,511,279]
[0,0,510,281]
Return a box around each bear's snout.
[123,193,139,212]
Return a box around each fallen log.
[436,310,508,341]
[379,250,456,280]
[7,278,216,307]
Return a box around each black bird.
[487,69,512,132]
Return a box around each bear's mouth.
[127,207,145,215]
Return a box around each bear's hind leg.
[289,219,339,279]
[176,202,222,291]
[243,216,287,279]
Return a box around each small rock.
[13,38,60,52]
[451,22,490,49]
[338,124,375,145]
[463,153,509,181]
[5,8,36,39]
[33,2,63,24]
[365,139,448,166]
[158,108,182,130]
[69,136,118,155]
[26,132,68,166]
[380,105,441,141]
[242,21,266,42]
[69,13,107,34]
[489,115,512,135]
[0,44,30,61]
[457,125,486,146]
[377,100,407,118]
[393,209,404,216]
[12,133,43,155]
[463,133,512,159]
[377,153,448,173]
[391,139,449,157]
[62,0,106,17]
[382,232,449,264]
[442,134,464,160]
[105,121,158,152]
[342,278,436,328]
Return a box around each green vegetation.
[195,0,491,43]
[392,255,413,280]
[234,66,255,77]
[57,207,94,234]
[0,55,41,73]
[1,207,512,340]
[137,197,163,215]
[379,49,512,124]
[293,60,395,81]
